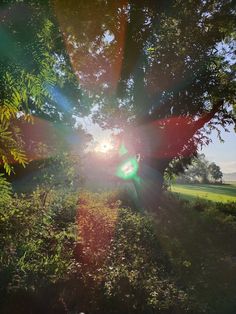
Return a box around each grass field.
[171,183,236,202]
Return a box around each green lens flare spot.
[119,143,128,156]
[116,157,139,180]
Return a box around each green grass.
[171,183,236,202]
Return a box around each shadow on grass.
[174,184,236,198]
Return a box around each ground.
[171,183,236,203]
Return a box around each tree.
[0,1,91,177]
[1,1,235,207]
[186,154,210,184]
[175,154,223,184]
[209,162,223,183]
[55,0,235,206]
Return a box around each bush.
[2,187,235,314]
[0,173,12,205]
[154,192,236,314]
[100,208,187,313]
[71,191,188,314]
[11,151,82,195]
[0,187,78,313]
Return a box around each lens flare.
[95,140,114,153]
[116,157,139,180]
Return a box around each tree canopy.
[1,0,235,191]
[0,1,91,174]
[176,153,223,183]
[54,0,235,176]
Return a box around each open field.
[171,183,236,202]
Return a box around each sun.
[95,139,114,153]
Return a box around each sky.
[202,125,236,173]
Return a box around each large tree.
[1,1,235,206]
[55,0,235,203]
[176,154,223,184]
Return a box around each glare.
[121,161,134,175]
[116,157,139,180]
[95,140,114,153]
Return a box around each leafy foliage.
[0,173,12,204]
[208,162,223,182]
[175,154,223,184]
[32,152,81,192]
[100,208,187,313]
[0,187,78,297]
[73,191,188,314]
[0,16,57,172]
[0,189,189,313]
[56,0,236,190]
[154,192,236,314]
[0,2,89,176]
[1,186,236,313]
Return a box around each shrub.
[0,173,12,205]
[1,189,194,313]
[154,192,236,314]
[72,191,188,314]
[100,208,188,313]
[0,187,78,312]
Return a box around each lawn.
[171,183,236,203]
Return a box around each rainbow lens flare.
[116,157,139,180]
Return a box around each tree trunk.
[133,158,167,211]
